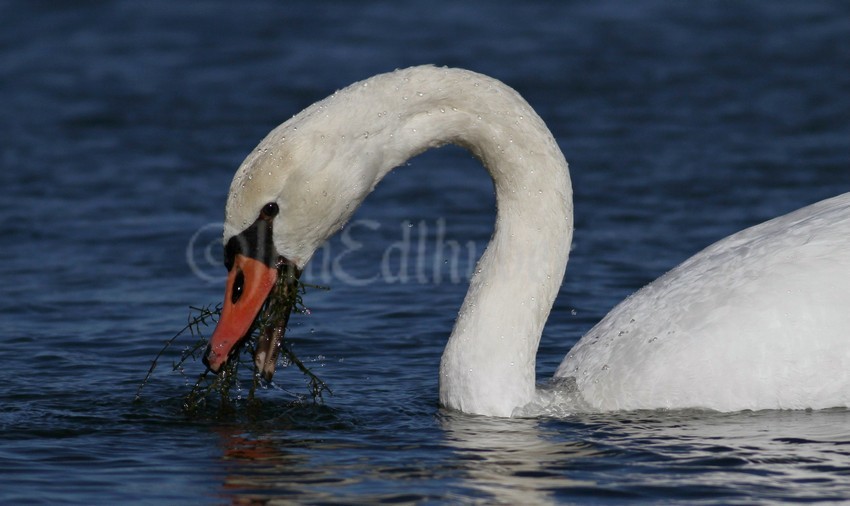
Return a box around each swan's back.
[557,192,850,411]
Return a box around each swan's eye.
[231,270,245,304]
[262,202,279,218]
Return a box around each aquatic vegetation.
[136,274,330,415]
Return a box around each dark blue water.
[2,1,849,503]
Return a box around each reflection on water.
[559,409,850,502]
[211,411,597,504]
[438,413,596,505]
[214,426,335,504]
[209,407,850,504]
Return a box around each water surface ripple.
[1,0,849,503]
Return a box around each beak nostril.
[207,254,280,374]
[231,269,245,304]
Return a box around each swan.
[202,65,850,417]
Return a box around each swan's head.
[202,114,379,379]
[201,67,446,378]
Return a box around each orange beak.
[203,254,278,372]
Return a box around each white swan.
[203,65,850,417]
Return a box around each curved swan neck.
[359,68,573,416]
[230,66,573,417]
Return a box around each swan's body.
[557,194,850,412]
[208,66,850,417]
